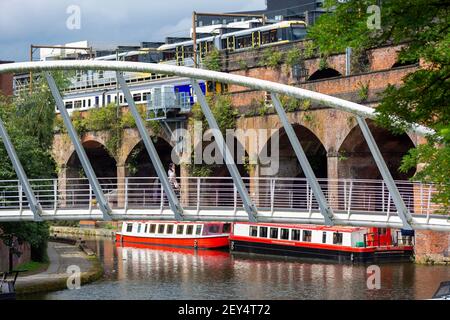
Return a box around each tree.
[0,72,68,263]
[308,0,450,209]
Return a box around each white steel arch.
[0,61,446,232]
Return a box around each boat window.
[166,224,174,234]
[258,226,268,238]
[144,224,148,233]
[280,228,289,240]
[223,223,231,233]
[250,226,258,237]
[322,232,327,244]
[149,224,156,233]
[196,225,202,235]
[270,228,279,239]
[137,224,142,233]
[126,223,133,232]
[291,229,301,241]
[186,225,194,235]
[303,230,312,242]
[333,232,343,245]
[177,225,184,235]
[158,224,165,234]
[207,224,220,234]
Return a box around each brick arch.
[304,54,346,80]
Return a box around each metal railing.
[0,177,447,226]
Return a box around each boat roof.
[234,222,367,233]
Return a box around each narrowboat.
[229,222,414,263]
[116,221,231,249]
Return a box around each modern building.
[197,0,326,27]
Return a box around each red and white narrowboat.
[229,222,414,263]
[116,221,231,249]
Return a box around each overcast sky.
[0,0,266,62]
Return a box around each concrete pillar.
[249,164,260,208]
[327,151,339,210]
[180,164,191,207]
[117,164,126,209]
[58,164,68,208]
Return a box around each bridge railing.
[0,177,444,217]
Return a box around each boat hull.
[116,233,229,249]
[229,238,414,263]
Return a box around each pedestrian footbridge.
[0,61,448,232]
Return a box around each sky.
[0,0,266,62]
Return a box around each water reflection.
[29,238,450,300]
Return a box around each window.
[333,232,343,245]
[223,223,231,233]
[126,223,133,232]
[177,225,184,235]
[291,229,301,241]
[133,93,142,102]
[158,224,165,234]
[207,225,220,234]
[259,226,268,238]
[280,228,289,240]
[137,224,142,233]
[107,95,111,104]
[88,99,91,107]
[65,101,73,109]
[144,224,148,233]
[166,224,174,234]
[322,232,327,244]
[196,225,202,235]
[303,230,312,242]
[149,224,156,233]
[186,225,194,235]
[249,226,258,237]
[74,100,82,109]
[83,100,86,108]
[95,96,100,107]
[270,228,279,239]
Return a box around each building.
[0,60,14,96]
[197,0,326,27]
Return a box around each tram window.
[322,232,327,244]
[186,225,194,235]
[126,223,133,232]
[303,230,312,242]
[166,224,174,234]
[133,93,142,102]
[291,229,301,241]
[149,224,156,233]
[333,232,343,245]
[196,225,202,235]
[144,224,148,233]
[177,225,184,235]
[88,99,91,107]
[95,96,100,107]
[250,226,258,237]
[259,226,268,238]
[158,224,165,234]
[270,228,279,239]
[137,224,142,233]
[83,100,86,108]
[291,26,307,41]
[281,228,289,240]
[107,95,111,104]
[74,100,82,109]
[65,101,73,109]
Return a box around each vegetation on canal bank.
[308,0,450,211]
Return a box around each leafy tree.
[308,0,450,208]
[0,72,68,263]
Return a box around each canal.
[28,237,450,300]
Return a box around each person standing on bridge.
[168,163,180,194]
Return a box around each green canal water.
[27,237,450,300]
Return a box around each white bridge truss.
[0,61,447,232]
